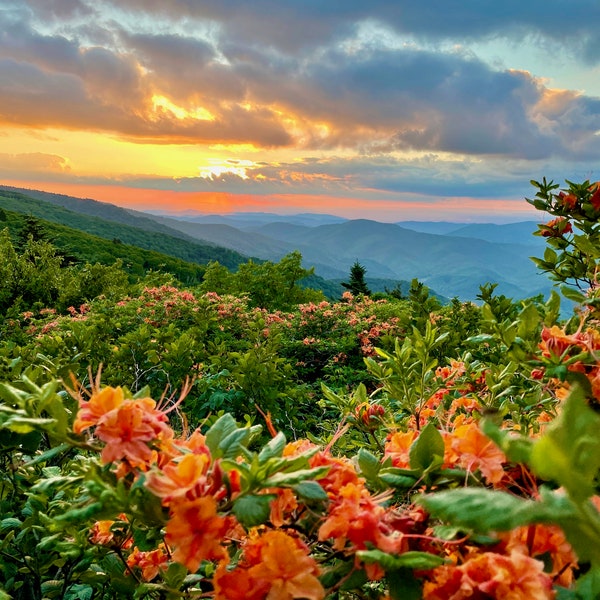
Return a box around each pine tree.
[342,261,371,296]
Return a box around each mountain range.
[0,184,551,301]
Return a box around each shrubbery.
[0,178,599,599]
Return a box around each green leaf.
[357,549,446,570]
[162,562,188,589]
[0,517,22,533]
[3,415,56,433]
[291,481,328,502]
[419,488,559,532]
[263,466,329,487]
[379,467,418,488]
[232,494,275,528]
[559,286,586,304]
[573,566,600,598]
[24,443,70,466]
[258,431,286,462]
[409,423,444,472]
[357,447,382,480]
[205,413,238,456]
[530,384,600,502]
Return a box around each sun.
[198,159,256,180]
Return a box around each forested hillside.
[0,189,248,270]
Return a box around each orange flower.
[89,513,131,548]
[558,190,579,210]
[423,551,554,599]
[165,495,230,573]
[145,452,211,504]
[590,182,600,211]
[268,487,299,527]
[384,430,417,469]
[126,545,169,581]
[500,524,577,587]
[318,482,405,555]
[73,386,125,434]
[540,217,572,237]
[95,397,171,466]
[308,450,363,496]
[214,530,324,600]
[448,421,506,485]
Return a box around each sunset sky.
[1,0,600,222]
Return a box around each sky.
[1,1,600,223]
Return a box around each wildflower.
[557,190,578,210]
[89,513,131,548]
[448,421,506,485]
[423,551,554,599]
[268,487,299,527]
[126,545,169,581]
[214,530,324,600]
[145,452,212,503]
[95,397,171,466]
[540,217,572,237]
[318,482,405,555]
[165,496,230,573]
[385,430,418,469]
[590,182,600,211]
[73,386,126,434]
[500,524,577,587]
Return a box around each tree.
[342,261,371,296]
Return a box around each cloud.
[2,0,600,213]
[0,152,70,176]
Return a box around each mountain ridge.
[0,183,552,301]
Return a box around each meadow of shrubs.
[0,178,599,599]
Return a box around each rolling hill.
[0,184,554,301]
[0,188,248,270]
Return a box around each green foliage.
[527,178,600,309]
[201,251,324,310]
[1,176,600,598]
[0,190,247,271]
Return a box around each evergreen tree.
[342,261,371,296]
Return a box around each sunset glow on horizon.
[1,1,600,223]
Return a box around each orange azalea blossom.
[145,452,211,504]
[95,397,172,466]
[126,545,169,581]
[499,524,577,587]
[73,386,125,434]
[89,513,131,548]
[539,324,599,358]
[540,217,572,237]
[318,482,406,556]
[446,420,506,485]
[213,530,325,600]
[268,487,299,527]
[423,551,554,600]
[558,190,579,210]
[590,181,600,211]
[165,495,231,573]
[308,450,363,496]
[384,430,417,469]
[436,360,466,382]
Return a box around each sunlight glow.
[151,95,215,121]
[198,159,256,180]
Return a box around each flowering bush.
[1,178,599,598]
